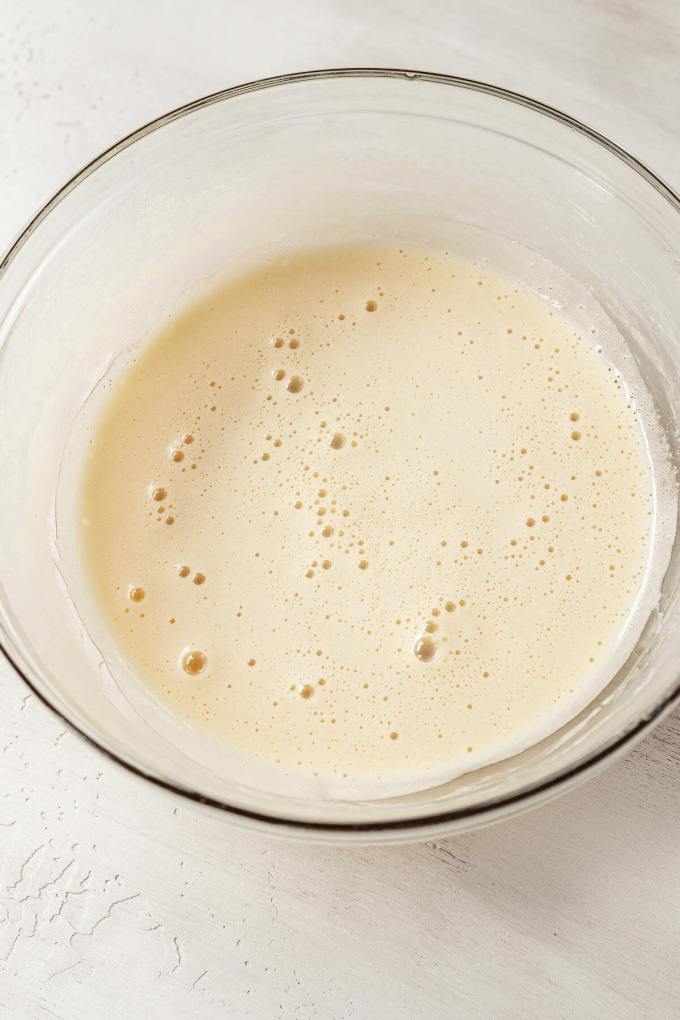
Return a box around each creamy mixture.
[82,245,656,789]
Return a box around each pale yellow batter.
[81,246,655,787]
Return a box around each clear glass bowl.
[1,69,680,844]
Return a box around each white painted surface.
[1,1,680,1015]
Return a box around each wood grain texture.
[1,1,679,1016]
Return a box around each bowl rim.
[2,66,680,837]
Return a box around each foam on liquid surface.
[81,246,657,792]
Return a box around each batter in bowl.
[81,245,662,792]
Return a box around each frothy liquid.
[81,246,657,791]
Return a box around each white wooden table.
[2,2,680,1016]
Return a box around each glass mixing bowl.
[1,69,680,844]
